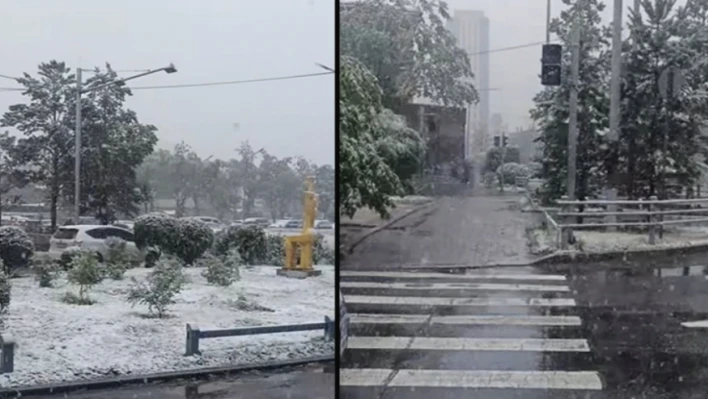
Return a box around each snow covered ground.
[0,265,334,388]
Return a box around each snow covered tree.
[620,0,705,198]
[530,0,611,204]
[340,0,478,110]
[0,61,76,229]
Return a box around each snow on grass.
[0,265,334,388]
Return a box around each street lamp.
[73,64,177,222]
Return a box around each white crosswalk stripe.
[340,270,603,393]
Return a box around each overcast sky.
[0,0,334,165]
[448,0,687,130]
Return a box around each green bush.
[213,225,267,265]
[59,248,94,271]
[263,235,285,266]
[313,235,335,265]
[33,261,58,287]
[496,162,530,186]
[104,237,129,279]
[144,246,161,268]
[133,213,180,252]
[0,264,10,315]
[0,226,34,273]
[201,250,241,286]
[174,218,214,265]
[127,256,186,317]
[64,252,103,305]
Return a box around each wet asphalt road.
[19,364,334,399]
[340,195,708,398]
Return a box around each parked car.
[48,225,142,262]
[314,220,333,229]
[113,220,134,230]
[243,217,270,228]
[183,216,225,232]
[340,290,349,358]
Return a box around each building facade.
[448,10,490,159]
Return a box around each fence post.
[324,316,335,341]
[185,324,201,356]
[560,195,570,249]
[1,335,15,373]
[648,195,658,245]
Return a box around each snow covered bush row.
[213,225,268,265]
[134,213,213,265]
[0,225,34,274]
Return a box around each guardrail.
[0,334,15,374]
[185,317,335,356]
[554,195,708,248]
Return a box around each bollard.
[324,316,335,341]
[0,335,15,373]
[185,324,201,356]
[560,195,570,250]
[648,196,658,244]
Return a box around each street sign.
[658,67,686,99]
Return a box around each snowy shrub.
[496,162,530,186]
[174,218,214,265]
[213,225,268,265]
[104,237,129,279]
[202,249,241,286]
[263,235,285,266]
[133,213,180,253]
[127,256,186,317]
[0,225,34,273]
[33,261,58,287]
[0,264,10,315]
[59,248,96,271]
[64,252,103,305]
[313,235,334,265]
[144,246,161,268]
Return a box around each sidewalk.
[342,195,537,269]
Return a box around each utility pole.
[567,10,580,199]
[546,0,551,44]
[606,0,623,223]
[74,68,82,223]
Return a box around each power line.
[128,71,333,90]
[0,73,18,81]
[469,41,550,56]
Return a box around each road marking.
[341,281,570,292]
[682,319,708,328]
[344,295,576,307]
[348,337,591,352]
[340,369,603,390]
[340,271,567,281]
[351,314,582,326]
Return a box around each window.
[105,228,134,242]
[53,228,78,240]
[85,228,107,239]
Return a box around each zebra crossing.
[339,269,604,398]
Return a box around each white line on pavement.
[340,271,567,281]
[343,295,577,307]
[682,319,708,328]
[347,336,591,352]
[350,314,583,326]
[339,369,604,390]
[340,281,570,292]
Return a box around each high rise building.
[448,10,490,159]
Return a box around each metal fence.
[185,318,335,356]
[552,195,708,248]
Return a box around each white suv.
[49,225,142,262]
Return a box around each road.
[340,195,708,398]
[20,364,334,399]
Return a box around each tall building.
[448,10,490,159]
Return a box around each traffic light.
[493,136,500,147]
[502,135,509,147]
[541,44,562,86]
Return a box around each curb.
[0,354,334,397]
[346,200,436,254]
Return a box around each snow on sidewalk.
[0,265,334,388]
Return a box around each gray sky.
[448,0,685,130]
[0,0,334,165]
